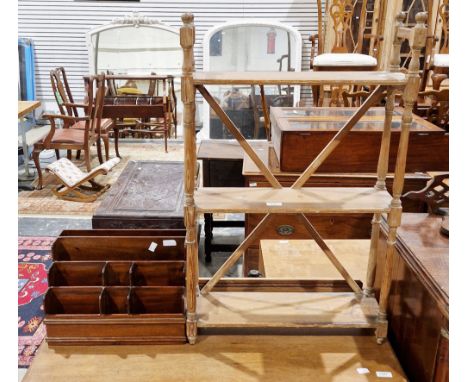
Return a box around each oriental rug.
[18,236,54,368]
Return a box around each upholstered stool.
[46,157,120,202]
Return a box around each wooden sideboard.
[377,213,448,382]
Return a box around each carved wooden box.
[92,161,185,230]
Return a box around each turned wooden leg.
[96,137,104,164]
[376,207,401,344]
[103,135,110,161]
[113,126,121,158]
[84,149,91,172]
[67,150,72,160]
[32,149,43,190]
[54,149,60,160]
[365,213,382,297]
[76,150,81,160]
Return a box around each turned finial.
[181,13,194,25]
[415,12,427,25]
[396,12,405,24]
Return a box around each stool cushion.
[314,53,377,67]
[47,158,85,188]
[433,54,449,68]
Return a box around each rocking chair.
[46,157,120,202]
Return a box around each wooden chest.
[45,229,187,345]
[92,161,185,230]
[242,143,432,275]
[376,214,448,382]
[270,107,449,173]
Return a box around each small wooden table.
[198,140,261,261]
[18,100,41,179]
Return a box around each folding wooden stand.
[180,13,427,345]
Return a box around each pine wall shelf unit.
[180,12,428,344]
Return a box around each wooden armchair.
[33,75,106,190]
[310,0,384,106]
[50,67,115,163]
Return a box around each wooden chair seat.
[313,53,377,68]
[433,54,449,68]
[71,118,113,132]
[46,157,120,202]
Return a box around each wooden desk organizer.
[44,229,187,345]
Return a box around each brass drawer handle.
[276,225,295,236]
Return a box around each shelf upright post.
[180,13,198,345]
[376,12,427,343]
[365,12,406,298]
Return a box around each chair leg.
[55,150,60,160]
[113,126,121,158]
[76,150,81,160]
[67,150,72,160]
[96,137,104,164]
[103,135,110,161]
[84,149,91,172]
[32,149,43,190]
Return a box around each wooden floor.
[24,335,406,381]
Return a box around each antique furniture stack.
[180,12,428,344]
[44,229,186,344]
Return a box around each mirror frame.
[85,12,181,75]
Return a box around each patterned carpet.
[18,141,184,217]
[18,236,54,368]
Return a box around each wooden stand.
[180,12,427,344]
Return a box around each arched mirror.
[201,20,303,140]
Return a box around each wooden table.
[24,335,407,381]
[18,100,41,179]
[377,213,448,382]
[92,160,185,230]
[198,140,265,261]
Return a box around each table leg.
[19,116,35,180]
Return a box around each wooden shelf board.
[197,291,379,328]
[193,71,407,86]
[195,187,392,214]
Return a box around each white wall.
[18,0,317,110]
